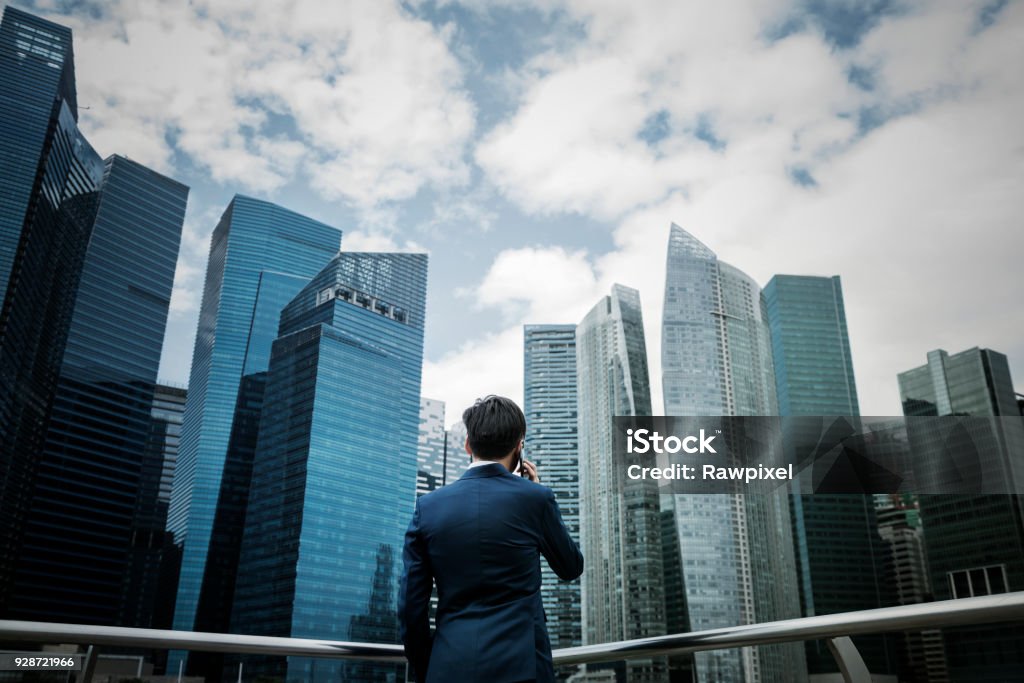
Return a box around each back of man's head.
[462,395,526,460]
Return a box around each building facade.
[763,274,890,676]
[524,324,582,653]
[7,155,187,625]
[230,252,427,683]
[898,347,1024,681]
[166,197,342,675]
[660,225,804,683]
[577,285,667,683]
[445,421,470,483]
[417,398,448,496]
[875,494,949,681]
[0,6,105,607]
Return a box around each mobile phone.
[511,446,523,475]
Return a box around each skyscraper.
[445,421,470,482]
[762,275,858,416]
[763,274,890,675]
[6,155,188,625]
[577,285,667,683]
[875,494,949,681]
[416,402,468,498]
[898,347,1024,681]
[230,251,427,683]
[524,324,582,653]
[166,197,342,674]
[417,398,448,496]
[0,7,104,606]
[660,225,804,683]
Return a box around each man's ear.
[465,437,472,459]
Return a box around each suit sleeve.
[398,499,433,683]
[538,489,584,581]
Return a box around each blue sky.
[28,0,1024,420]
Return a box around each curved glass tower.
[577,285,667,683]
[660,225,804,683]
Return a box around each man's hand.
[520,458,540,483]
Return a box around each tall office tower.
[577,285,667,683]
[166,197,342,676]
[230,252,427,683]
[875,494,949,682]
[524,324,582,655]
[660,225,804,683]
[6,156,187,626]
[0,7,104,607]
[898,347,1024,681]
[417,397,448,496]
[763,275,890,676]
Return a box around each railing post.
[79,645,98,683]
[826,636,870,683]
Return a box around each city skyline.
[2,4,1023,682]
[11,0,1021,421]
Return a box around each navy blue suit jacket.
[399,462,584,683]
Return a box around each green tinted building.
[763,275,891,675]
[898,347,1024,681]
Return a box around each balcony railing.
[2,592,1024,683]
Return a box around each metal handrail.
[2,592,1024,683]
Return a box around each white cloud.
[423,327,526,426]
[340,231,428,253]
[474,0,865,220]
[59,0,476,206]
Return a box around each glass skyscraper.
[875,494,949,680]
[524,324,582,653]
[445,421,470,482]
[1,6,189,621]
[417,397,448,495]
[230,251,427,683]
[898,347,1024,681]
[660,225,804,683]
[0,6,104,607]
[415,402,468,496]
[167,196,342,675]
[762,275,857,416]
[7,155,187,625]
[577,285,667,683]
[763,274,889,675]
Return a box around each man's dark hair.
[462,395,526,460]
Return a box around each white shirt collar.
[468,459,503,469]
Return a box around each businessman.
[399,395,584,683]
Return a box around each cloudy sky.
[30,0,1024,422]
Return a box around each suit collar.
[460,462,510,479]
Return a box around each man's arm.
[538,489,584,581]
[398,500,433,682]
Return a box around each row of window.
[316,286,408,324]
